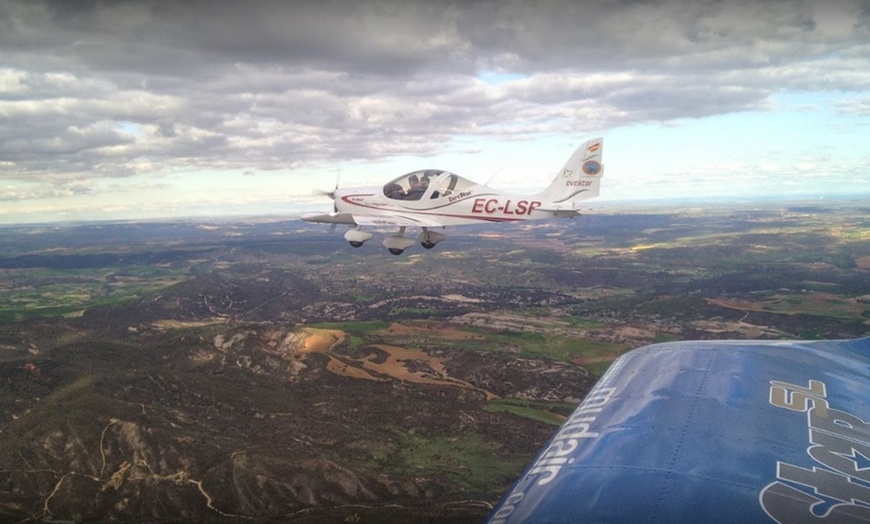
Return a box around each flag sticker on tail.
[587,142,601,153]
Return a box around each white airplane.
[302,137,604,255]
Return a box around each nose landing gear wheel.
[421,242,436,249]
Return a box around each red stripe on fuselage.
[339,193,525,223]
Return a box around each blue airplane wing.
[487,337,870,524]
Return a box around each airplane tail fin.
[533,137,604,205]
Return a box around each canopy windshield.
[383,170,476,201]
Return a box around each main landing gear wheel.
[349,241,364,248]
[383,227,414,255]
[417,229,445,250]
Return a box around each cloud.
[835,95,870,116]
[0,0,868,200]
[0,177,95,201]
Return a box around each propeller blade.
[329,168,341,213]
[313,167,342,213]
[314,168,341,200]
[313,188,336,200]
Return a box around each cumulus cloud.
[836,95,870,115]
[0,177,96,201]
[0,0,868,194]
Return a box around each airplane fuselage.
[334,185,553,226]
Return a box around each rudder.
[534,137,604,204]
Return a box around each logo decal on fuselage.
[448,191,471,203]
[761,379,870,522]
[582,160,601,176]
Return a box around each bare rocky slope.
[0,273,594,523]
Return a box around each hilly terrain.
[0,200,868,522]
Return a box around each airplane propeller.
[313,187,337,200]
[317,168,342,206]
[313,168,341,207]
[312,169,342,230]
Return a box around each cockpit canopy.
[383,169,477,201]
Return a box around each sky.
[1,0,869,224]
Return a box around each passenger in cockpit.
[405,174,427,200]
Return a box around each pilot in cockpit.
[405,173,428,200]
[385,182,405,199]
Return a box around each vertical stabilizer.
[534,138,604,204]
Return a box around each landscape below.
[0,200,867,522]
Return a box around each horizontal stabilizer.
[537,205,582,217]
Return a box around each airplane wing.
[301,212,444,228]
[486,337,870,524]
[352,214,444,228]
[301,212,357,225]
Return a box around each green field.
[0,266,185,322]
[484,398,574,426]
[371,431,528,493]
